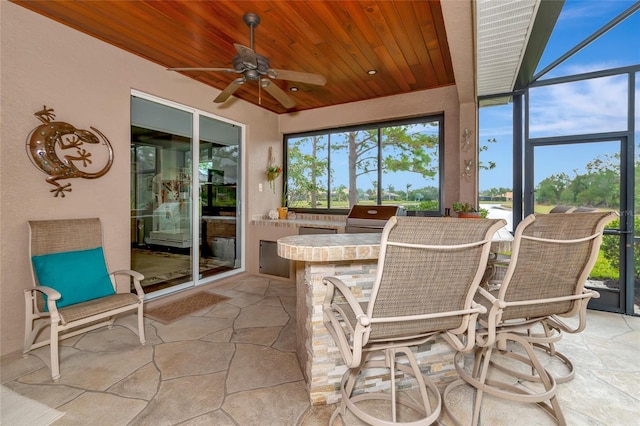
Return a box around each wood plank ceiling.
[13,0,455,114]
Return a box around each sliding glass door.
[130,92,243,296]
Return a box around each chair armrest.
[475,287,505,347]
[111,269,145,298]
[322,276,368,326]
[546,288,600,334]
[25,286,62,315]
[322,276,370,368]
[112,269,144,281]
[26,285,61,299]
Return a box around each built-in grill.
[344,205,405,233]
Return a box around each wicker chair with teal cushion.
[323,216,506,425]
[444,211,617,425]
[24,218,146,380]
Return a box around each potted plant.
[452,201,483,218]
[277,181,288,219]
[266,165,282,193]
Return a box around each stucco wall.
[1,2,475,356]
[0,2,281,356]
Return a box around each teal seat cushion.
[32,247,115,310]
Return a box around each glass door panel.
[198,115,241,279]
[131,96,194,294]
[532,140,626,312]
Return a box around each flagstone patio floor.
[1,276,639,425]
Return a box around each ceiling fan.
[168,13,326,109]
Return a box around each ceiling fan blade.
[234,43,257,69]
[261,79,296,109]
[267,69,327,86]
[214,78,245,103]
[167,67,236,73]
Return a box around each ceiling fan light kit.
[168,13,326,109]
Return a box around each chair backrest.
[496,212,617,321]
[549,205,577,214]
[29,218,104,257]
[366,216,506,340]
[28,218,106,309]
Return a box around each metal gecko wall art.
[26,106,114,197]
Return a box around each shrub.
[599,217,640,278]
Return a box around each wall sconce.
[461,128,471,152]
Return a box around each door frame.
[130,90,246,300]
[524,134,635,314]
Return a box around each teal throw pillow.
[32,247,115,310]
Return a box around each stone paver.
[1,277,637,425]
[55,392,147,426]
[131,372,226,425]
[154,340,234,379]
[222,381,310,425]
[226,343,303,393]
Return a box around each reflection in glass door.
[198,115,241,280]
[130,93,243,296]
[131,96,193,294]
[530,139,632,313]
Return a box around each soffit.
[475,0,541,98]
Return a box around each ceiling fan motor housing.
[232,53,271,80]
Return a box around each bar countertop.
[277,227,513,262]
[277,233,380,262]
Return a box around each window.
[284,115,443,214]
[479,101,515,230]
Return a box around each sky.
[479,0,640,191]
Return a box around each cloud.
[529,74,631,136]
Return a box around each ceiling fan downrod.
[243,13,260,51]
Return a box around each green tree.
[287,136,327,208]
[331,125,439,206]
[479,138,497,170]
[335,184,348,202]
[480,187,511,200]
[581,154,620,208]
[535,173,571,205]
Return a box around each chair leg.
[489,325,575,385]
[137,303,146,345]
[472,346,493,426]
[445,334,566,426]
[337,347,441,425]
[532,322,575,383]
[388,349,398,422]
[443,346,493,426]
[50,321,60,381]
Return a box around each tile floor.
[2,276,639,425]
